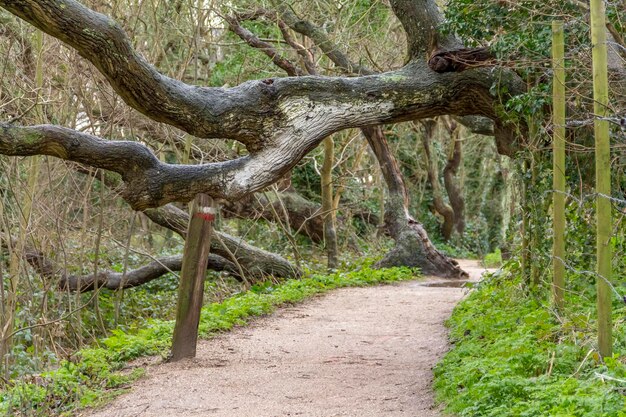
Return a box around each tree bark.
[240,6,467,276]
[0,233,240,292]
[73,166,301,281]
[420,120,455,241]
[0,0,525,212]
[361,126,466,278]
[0,0,523,283]
[443,121,465,235]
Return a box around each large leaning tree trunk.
[362,126,465,277]
[0,0,524,280]
[228,4,486,277]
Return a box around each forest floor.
[82,259,491,417]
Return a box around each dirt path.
[83,260,490,417]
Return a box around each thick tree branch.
[428,47,495,73]
[0,0,259,144]
[0,0,525,217]
[0,51,522,207]
[389,0,460,59]
[57,255,237,292]
[143,204,301,279]
[0,234,239,292]
[71,167,301,279]
[274,5,513,147]
[0,0,517,153]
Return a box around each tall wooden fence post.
[590,0,612,358]
[551,20,566,310]
[170,194,215,361]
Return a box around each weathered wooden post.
[170,194,215,361]
[590,0,612,358]
[551,20,566,310]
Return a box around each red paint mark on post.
[194,206,216,222]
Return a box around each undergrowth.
[434,268,626,416]
[0,265,419,416]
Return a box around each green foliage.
[434,269,626,417]
[482,249,503,268]
[0,264,419,416]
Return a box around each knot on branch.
[428,47,495,73]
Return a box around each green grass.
[0,264,419,416]
[434,269,626,417]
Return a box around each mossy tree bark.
[0,0,524,284]
[590,0,613,358]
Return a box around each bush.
[434,270,626,417]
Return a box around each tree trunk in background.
[321,137,339,269]
[361,126,466,278]
[520,158,531,286]
[443,121,465,236]
[144,204,300,279]
[222,191,326,243]
[420,120,455,241]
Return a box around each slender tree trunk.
[443,121,465,236]
[552,21,566,310]
[420,120,455,241]
[321,137,338,269]
[361,126,466,278]
[521,159,531,286]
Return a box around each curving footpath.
[83,260,489,417]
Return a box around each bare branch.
[224,13,303,77]
[275,5,374,75]
[233,8,318,75]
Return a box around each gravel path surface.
[83,259,488,417]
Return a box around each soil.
[82,259,490,417]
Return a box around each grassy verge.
[434,269,626,416]
[1,265,419,416]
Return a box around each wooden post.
[552,21,566,310]
[170,194,215,361]
[590,0,612,358]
